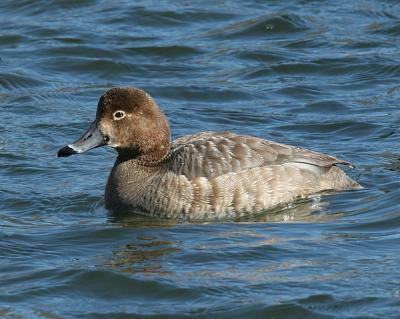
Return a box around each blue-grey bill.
[58,122,107,157]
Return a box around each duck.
[58,87,361,221]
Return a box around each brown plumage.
[58,87,361,221]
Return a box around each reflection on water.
[108,211,179,227]
[383,153,400,172]
[235,195,340,223]
[104,237,180,275]
[109,194,341,226]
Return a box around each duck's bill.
[57,122,108,157]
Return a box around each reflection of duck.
[58,87,361,221]
[106,238,179,274]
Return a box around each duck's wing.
[166,131,350,179]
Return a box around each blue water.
[1,0,400,318]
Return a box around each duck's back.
[167,131,350,178]
[130,131,359,220]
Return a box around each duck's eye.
[113,111,126,120]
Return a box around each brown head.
[58,87,171,165]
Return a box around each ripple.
[43,46,120,59]
[0,34,27,46]
[207,13,309,38]
[303,101,350,113]
[279,120,380,136]
[197,108,272,125]
[367,21,400,36]
[121,45,203,59]
[283,37,327,49]
[0,72,46,91]
[275,85,330,100]
[0,0,43,16]
[236,50,285,63]
[1,0,400,318]
[100,7,232,28]
[153,85,253,102]
[358,8,398,19]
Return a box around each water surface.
[1,0,400,318]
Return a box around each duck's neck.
[116,139,170,166]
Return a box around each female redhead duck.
[58,87,361,221]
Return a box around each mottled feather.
[166,131,350,180]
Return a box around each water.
[1,0,400,318]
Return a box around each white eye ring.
[113,110,126,120]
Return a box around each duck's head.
[58,87,171,164]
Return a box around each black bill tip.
[57,145,77,157]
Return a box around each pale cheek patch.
[107,141,120,148]
[99,121,119,147]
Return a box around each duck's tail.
[321,165,363,191]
